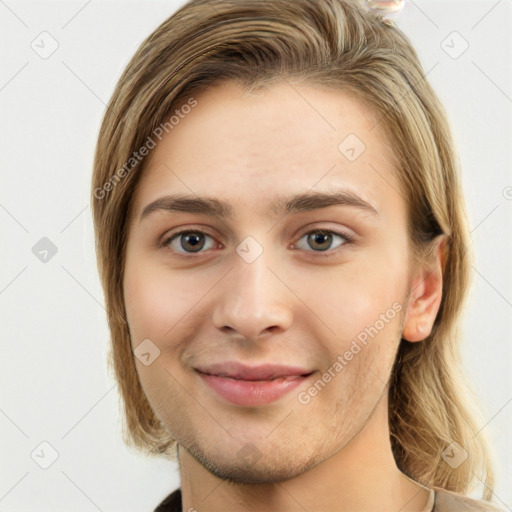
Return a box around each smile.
[196,369,314,406]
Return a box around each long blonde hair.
[91,0,497,501]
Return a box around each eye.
[162,230,217,254]
[161,228,354,257]
[293,229,353,254]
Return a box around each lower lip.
[197,371,312,406]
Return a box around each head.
[91,0,495,499]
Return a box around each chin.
[186,441,323,485]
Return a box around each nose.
[210,243,294,341]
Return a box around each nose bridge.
[211,235,293,339]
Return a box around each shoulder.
[433,487,505,511]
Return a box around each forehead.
[131,80,403,223]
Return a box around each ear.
[402,234,448,343]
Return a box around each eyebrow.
[139,188,379,222]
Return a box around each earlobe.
[402,235,448,343]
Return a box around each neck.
[176,397,430,512]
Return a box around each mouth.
[195,362,315,406]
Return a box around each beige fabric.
[432,487,505,511]
[422,489,435,512]
[401,472,505,512]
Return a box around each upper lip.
[195,361,314,381]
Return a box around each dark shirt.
[154,488,181,512]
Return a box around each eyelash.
[160,227,355,259]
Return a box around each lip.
[195,361,313,380]
[195,362,314,407]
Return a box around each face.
[123,80,414,483]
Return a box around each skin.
[123,80,446,511]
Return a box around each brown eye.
[307,231,334,252]
[164,231,215,254]
[294,229,353,254]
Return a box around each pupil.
[182,232,204,252]
[309,231,331,251]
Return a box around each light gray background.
[1,1,511,510]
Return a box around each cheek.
[292,261,405,398]
[123,264,191,419]
[123,260,215,349]
[123,257,176,346]
[294,257,406,341]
